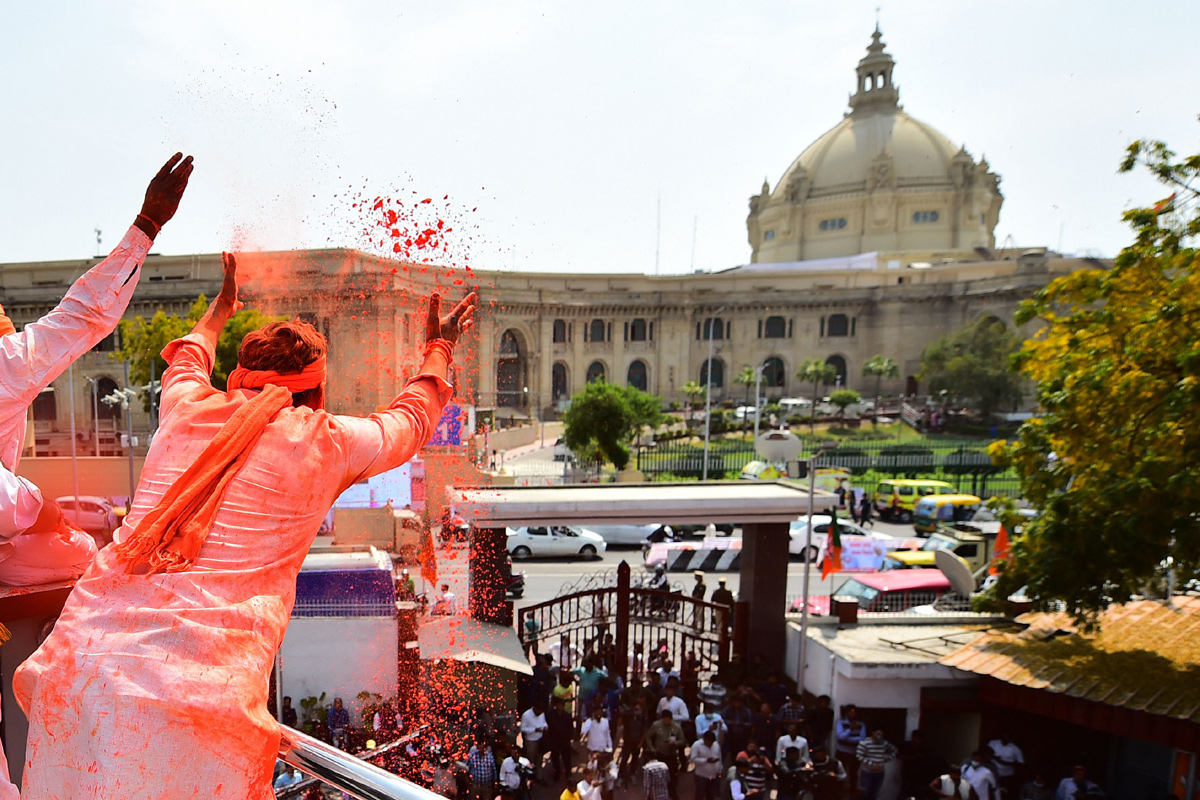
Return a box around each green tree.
[796,359,836,432]
[918,318,1024,419]
[827,389,861,421]
[733,366,758,432]
[984,130,1200,623]
[680,380,706,423]
[862,355,899,426]
[562,381,667,471]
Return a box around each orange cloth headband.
[227,354,327,393]
[0,305,15,338]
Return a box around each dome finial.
[849,24,899,114]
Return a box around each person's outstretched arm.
[0,153,194,454]
[338,291,477,483]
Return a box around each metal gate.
[517,562,730,685]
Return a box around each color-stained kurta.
[14,326,451,799]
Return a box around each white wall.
[279,616,399,722]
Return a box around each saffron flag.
[989,524,1010,576]
[418,527,439,586]
[821,507,843,580]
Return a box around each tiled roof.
[940,596,1200,722]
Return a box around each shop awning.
[941,596,1200,722]
[417,616,533,675]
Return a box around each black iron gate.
[517,562,730,685]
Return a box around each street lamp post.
[797,441,836,696]
[752,365,764,441]
[701,306,727,481]
[66,365,81,526]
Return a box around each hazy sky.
[0,1,1193,274]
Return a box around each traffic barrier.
[665,547,741,572]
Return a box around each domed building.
[747,28,1003,262]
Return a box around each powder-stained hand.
[139,153,195,229]
[426,291,476,346]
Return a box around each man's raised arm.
[0,154,194,450]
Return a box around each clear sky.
[0,1,1193,274]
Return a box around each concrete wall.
[486,421,563,454]
[278,616,399,723]
[16,455,145,503]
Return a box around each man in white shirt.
[963,750,999,800]
[499,743,533,800]
[986,732,1024,791]
[581,705,613,753]
[657,683,690,723]
[519,702,548,773]
[694,703,726,744]
[689,730,723,800]
[550,634,581,671]
[775,722,810,765]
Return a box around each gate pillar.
[737,521,790,672]
[470,525,512,625]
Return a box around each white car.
[507,525,607,559]
[787,515,890,561]
[56,495,118,541]
[585,524,661,547]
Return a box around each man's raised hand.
[426,291,477,346]
[135,153,195,239]
[218,253,244,315]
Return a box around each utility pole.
[752,365,764,441]
[701,306,726,481]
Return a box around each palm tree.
[796,360,837,432]
[733,366,758,432]
[681,381,706,423]
[862,355,900,426]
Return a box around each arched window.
[498,330,521,357]
[700,358,724,388]
[764,316,787,339]
[497,330,526,407]
[586,361,606,383]
[701,318,724,340]
[827,314,849,337]
[825,355,847,387]
[588,319,606,343]
[762,357,786,388]
[96,377,121,420]
[627,360,648,392]
[32,389,57,422]
[629,318,648,342]
[552,363,569,400]
[552,319,567,344]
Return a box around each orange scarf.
[0,304,15,337]
[113,385,293,574]
[227,355,326,393]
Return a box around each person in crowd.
[723,758,749,800]
[551,634,582,672]
[1055,766,1103,799]
[1020,771,1053,800]
[807,695,835,753]
[723,694,754,757]
[734,741,772,800]
[689,729,723,800]
[575,654,609,714]
[643,756,671,800]
[274,768,304,790]
[757,674,788,712]
[658,682,691,724]
[835,481,847,509]
[619,682,649,785]
[930,765,974,799]
[327,697,351,749]
[856,728,898,800]
[710,578,735,610]
[467,740,499,800]
[648,565,670,591]
[753,701,778,752]
[899,729,945,798]
[807,747,847,800]
[532,655,556,710]
[598,632,618,672]
[775,692,806,726]
[554,669,578,717]
[545,697,575,782]
[774,746,809,800]
[986,731,1025,793]
[582,704,613,754]
[681,650,702,708]
[657,658,682,688]
[859,494,873,527]
[433,583,460,615]
[963,750,1000,800]
[775,721,810,765]
[835,704,867,784]
[398,568,417,600]
[590,751,618,800]
[499,743,534,800]
[630,642,648,678]
[281,696,298,729]
[695,702,726,747]
[691,570,708,600]
[644,708,686,799]
[576,766,602,800]
[519,701,548,775]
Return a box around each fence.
[635,438,1023,498]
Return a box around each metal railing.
[278,724,447,800]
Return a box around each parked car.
[586,524,661,547]
[56,495,118,543]
[552,438,574,462]
[787,515,885,561]
[789,570,952,614]
[506,525,607,559]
